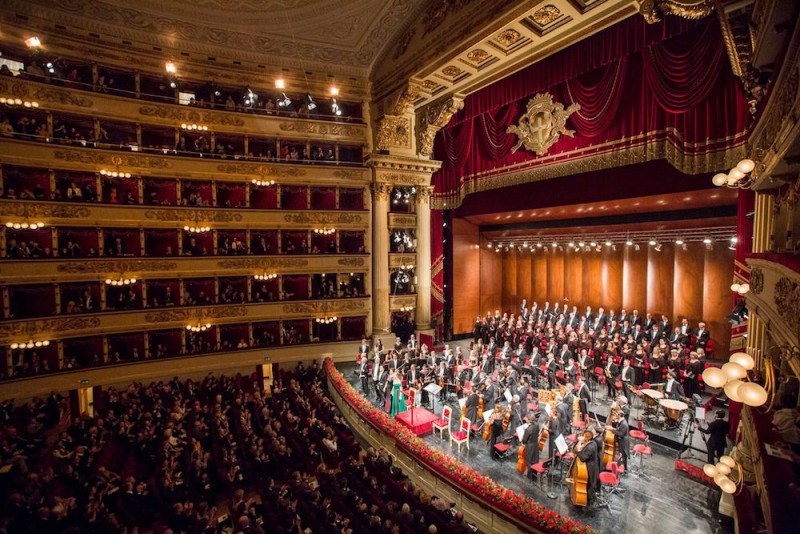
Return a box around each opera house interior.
[0,0,798,532]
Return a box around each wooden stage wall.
[452,221,734,358]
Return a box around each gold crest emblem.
[507,93,581,155]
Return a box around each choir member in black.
[695,410,730,465]
[358,356,370,393]
[619,358,634,403]
[383,370,395,412]
[522,414,541,480]
[664,371,685,400]
[575,377,591,418]
[604,357,619,399]
[684,352,702,398]
[575,428,600,505]
[608,409,630,470]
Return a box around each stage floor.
[396,407,438,435]
[339,356,733,534]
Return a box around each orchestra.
[352,297,713,511]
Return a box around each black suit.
[522,422,540,478]
[612,418,630,469]
[619,366,634,402]
[695,328,711,350]
[699,418,730,464]
[665,378,685,400]
[576,383,591,417]
[576,439,600,501]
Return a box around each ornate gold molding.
[333,169,366,181]
[380,173,430,186]
[638,0,715,24]
[144,209,243,223]
[282,300,366,314]
[388,214,417,228]
[138,105,245,127]
[774,276,800,340]
[0,78,93,108]
[57,260,178,274]
[337,257,366,267]
[53,150,172,169]
[507,93,580,156]
[416,96,464,158]
[0,203,90,218]
[216,163,306,177]
[376,115,412,151]
[278,122,363,137]
[0,317,101,339]
[282,212,363,225]
[532,5,562,26]
[144,306,247,323]
[751,267,764,295]
[390,81,424,116]
[389,295,416,310]
[215,257,309,269]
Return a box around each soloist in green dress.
[390,381,407,417]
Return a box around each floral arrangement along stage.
[324,358,594,534]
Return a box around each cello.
[603,403,620,466]
[569,430,592,507]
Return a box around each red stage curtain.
[431,17,750,203]
[561,57,627,137]
[641,20,724,113]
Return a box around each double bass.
[603,403,620,466]
[569,430,592,507]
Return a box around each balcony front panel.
[0,200,368,230]
[0,254,369,284]
[0,140,369,185]
[388,213,417,229]
[0,297,370,344]
[389,294,417,311]
[0,77,368,144]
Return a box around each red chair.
[433,406,452,440]
[451,417,471,454]
[594,366,606,385]
[597,470,619,509]
[631,438,653,480]
[629,419,648,443]
[530,459,551,491]
[605,461,626,496]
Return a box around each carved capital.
[416,97,464,158]
[372,182,392,202]
[390,81,424,116]
[415,186,434,205]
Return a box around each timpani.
[659,399,688,429]
[641,389,664,417]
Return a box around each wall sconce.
[314,227,336,235]
[315,316,338,324]
[181,123,208,131]
[712,159,757,189]
[703,455,741,494]
[254,273,278,281]
[104,276,137,286]
[702,350,768,407]
[251,178,276,187]
[186,323,212,333]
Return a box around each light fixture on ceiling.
[251,178,276,187]
[5,220,46,230]
[187,323,212,333]
[648,239,657,246]
[712,159,757,189]
[626,239,633,246]
[275,78,286,89]
[165,62,177,74]
[180,123,208,131]
[654,241,662,252]
[25,36,41,48]
[254,273,278,281]
[330,85,340,96]
[0,97,39,108]
[316,315,338,324]
[104,276,137,286]
[730,282,750,295]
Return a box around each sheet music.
[504,389,513,402]
[516,423,529,441]
[483,411,493,423]
[458,397,466,408]
[555,434,568,455]
[424,383,442,394]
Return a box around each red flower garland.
[324,358,594,534]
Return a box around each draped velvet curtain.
[431,17,750,203]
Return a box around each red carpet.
[396,408,439,436]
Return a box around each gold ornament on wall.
[507,93,581,156]
[532,5,562,26]
[376,116,411,151]
[495,29,522,47]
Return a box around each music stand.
[424,383,442,414]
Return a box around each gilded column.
[372,182,391,334]
[415,186,433,332]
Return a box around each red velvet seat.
[629,419,648,442]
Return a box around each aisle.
[339,360,731,534]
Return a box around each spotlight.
[578,241,585,247]
[634,244,641,251]
[703,238,712,244]
[654,242,662,252]
[278,92,292,108]
[648,239,657,246]
[331,99,342,116]
[675,239,684,245]
[305,93,316,111]
[330,85,340,96]
[165,62,177,74]
[169,81,177,89]
[626,239,633,246]
[25,36,41,48]
[605,240,612,247]
[536,243,542,248]
[275,78,286,89]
